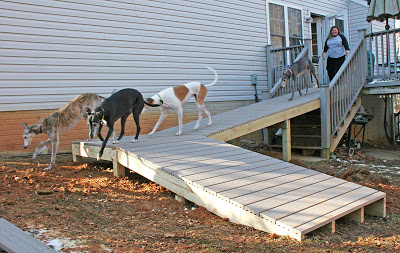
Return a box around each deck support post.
[233,137,241,147]
[346,207,365,223]
[320,85,331,159]
[113,161,126,177]
[365,197,386,217]
[73,154,83,163]
[281,120,291,162]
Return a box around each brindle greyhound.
[22,93,109,170]
[281,57,319,101]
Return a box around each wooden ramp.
[72,89,386,240]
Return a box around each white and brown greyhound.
[144,66,218,136]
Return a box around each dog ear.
[22,123,28,129]
[84,109,92,119]
[146,98,154,104]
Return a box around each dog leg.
[132,110,141,143]
[149,107,168,136]
[45,135,59,170]
[289,79,295,101]
[176,106,183,136]
[33,139,51,159]
[97,124,104,141]
[113,115,128,144]
[194,104,211,129]
[304,75,308,95]
[311,69,320,89]
[194,105,203,130]
[98,127,114,160]
[297,77,303,97]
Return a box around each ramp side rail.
[320,29,368,152]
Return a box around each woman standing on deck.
[323,26,350,81]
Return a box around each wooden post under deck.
[282,119,291,162]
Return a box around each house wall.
[0,0,268,112]
[0,0,267,154]
[349,0,370,47]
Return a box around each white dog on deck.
[144,66,218,136]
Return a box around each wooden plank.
[207,163,298,195]
[161,157,274,184]
[276,187,378,229]
[180,155,278,182]
[219,168,320,202]
[295,192,385,235]
[158,147,259,168]
[138,141,248,161]
[208,99,320,142]
[0,218,56,253]
[261,182,362,223]
[231,172,337,211]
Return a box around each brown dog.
[22,93,106,170]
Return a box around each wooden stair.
[271,109,322,154]
[270,96,362,156]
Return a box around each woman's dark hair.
[328,26,340,39]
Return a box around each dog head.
[281,69,294,88]
[22,122,42,148]
[87,108,104,138]
[144,97,162,108]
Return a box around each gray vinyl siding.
[0,0,268,111]
[349,0,369,49]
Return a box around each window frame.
[266,1,304,48]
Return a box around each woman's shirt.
[324,34,350,58]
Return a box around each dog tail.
[204,66,218,87]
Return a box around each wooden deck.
[72,89,386,240]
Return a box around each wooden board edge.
[295,192,385,236]
[208,100,320,142]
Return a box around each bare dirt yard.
[1,142,399,252]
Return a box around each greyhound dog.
[281,57,319,101]
[22,93,107,170]
[144,66,218,136]
[87,88,144,160]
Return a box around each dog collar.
[288,69,293,77]
[157,94,163,105]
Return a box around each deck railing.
[395,111,400,143]
[365,28,400,80]
[321,30,368,152]
[267,40,312,99]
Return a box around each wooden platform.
[0,218,56,253]
[72,89,386,240]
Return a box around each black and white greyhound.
[87,88,145,160]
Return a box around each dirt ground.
[1,142,400,252]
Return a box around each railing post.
[320,84,331,159]
[304,38,312,60]
[265,44,274,99]
[358,29,368,81]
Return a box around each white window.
[267,1,303,49]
